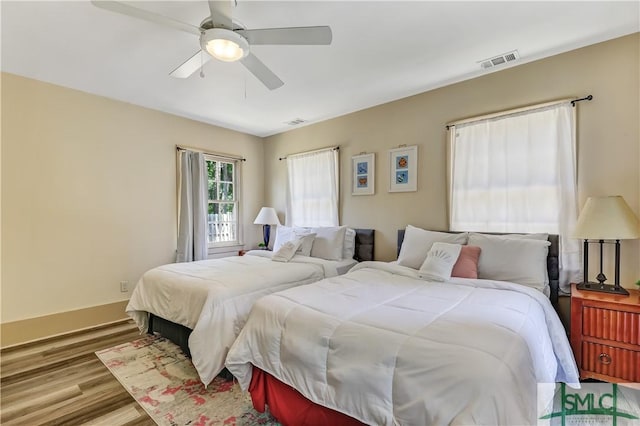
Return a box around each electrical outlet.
[120,281,129,292]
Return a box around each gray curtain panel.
[176,150,208,262]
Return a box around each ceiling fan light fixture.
[201,28,249,62]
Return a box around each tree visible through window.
[205,155,238,246]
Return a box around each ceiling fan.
[91,1,332,90]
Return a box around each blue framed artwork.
[352,153,375,195]
[388,145,417,192]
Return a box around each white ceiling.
[2,1,638,137]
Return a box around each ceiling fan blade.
[240,53,284,90]
[91,1,201,35]
[237,26,332,45]
[170,50,212,78]
[208,0,233,29]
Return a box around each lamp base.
[576,281,630,296]
[262,224,271,250]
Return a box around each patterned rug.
[96,335,279,425]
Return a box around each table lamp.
[253,207,281,250]
[573,195,640,295]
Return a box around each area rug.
[96,335,279,426]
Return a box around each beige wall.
[1,33,638,345]
[264,33,640,288]
[1,73,265,329]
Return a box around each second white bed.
[226,261,579,425]
[127,250,356,385]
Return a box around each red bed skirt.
[248,366,366,426]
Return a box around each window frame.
[204,154,242,249]
[447,101,576,235]
[285,147,340,227]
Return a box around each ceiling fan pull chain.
[200,51,205,78]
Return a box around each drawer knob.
[598,353,612,365]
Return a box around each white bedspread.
[226,261,579,425]
[126,251,356,385]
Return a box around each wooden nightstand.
[570,283,640,383]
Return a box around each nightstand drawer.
[582,306,640,345]
[581,341,640,382]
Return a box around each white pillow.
[294,232,316,257]
[468,233,551,291]
[272,238,303,262]
[310,226,347,261]
[342,228,356,260]
[397,225,468,269]
[273,226,294,252]
[419,242,462,281]
[273,225,314,252]
[468,232,549,241]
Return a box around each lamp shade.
[573,196,640,240]
[253,207,281,226]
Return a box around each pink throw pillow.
[451,245,481,279]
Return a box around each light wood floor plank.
[80,404,143,426]
[1,331,142,384]
[1,358,103,403]
[2,385,84,422]
[1,320,138,362]
[2,382,132,425]
[0,319,154,425]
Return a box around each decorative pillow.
[272,238,303,262]
[273,226,294,252]
[273,226,314,252]
[310,226,347,261]
[468,233,551,291]
[342,228,356,260]
[294,232,316,257]
[451,245,481,279]
[418,242,462,281]
[397,225,468,269]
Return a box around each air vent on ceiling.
[285,118,306,126]
[479,50,519,70]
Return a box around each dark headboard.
[354,229,375,262]
[397,230,559,306]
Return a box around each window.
[285,148,339,227]
[448,101,580,289]
[205,155,239,246]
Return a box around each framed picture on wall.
[388,145,418,192]
[352,153,375,195]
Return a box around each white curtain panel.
[176,150,208,262]
[286,149,339,227]
[449,103,580,291]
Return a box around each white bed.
[127,250,358,386]
[226,261,580,425]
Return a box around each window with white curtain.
[448,101,580,290]
[285,148,339,227]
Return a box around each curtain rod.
[445,95,593,130]
[176,145,246,162]
[570,95,593,106]
[279,145,339,161]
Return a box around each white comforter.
[127,251,356,386]
[226,261,579,426]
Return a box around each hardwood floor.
[1,319,155,425]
